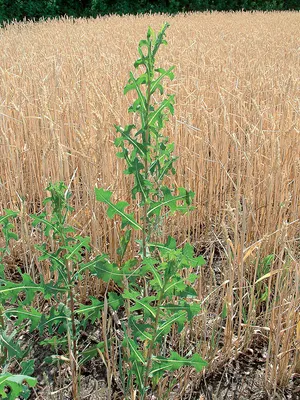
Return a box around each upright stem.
[66,259,79,399]
[143,286,165,392]
[142,49,152,260]
[59,214,79,400]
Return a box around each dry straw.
[0,11,299,394]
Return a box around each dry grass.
[0,11,299,396]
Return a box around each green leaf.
[0,210,18,247]
[0,273,42,305]
[5,306,42,332]
[132,360,146,395]
[147,187,194,217]
[20,360,35,376]
[151,352,207,378]
[38,304,71,335]
[0,210,18,225]
[79,342,105,365]
[0,373,37,400]
[65,236,90,261]
[148,95,175,129]
[40,335,68,349]
[31,213,60,237]
[151,67,175,95]
[117,230,132,261]
[93,257,123,286]
[156,311,186,340]
[35,244,68,287]
[108,292,124,311]
[138,257,163,290]
[122,336,145,365]
[0,329,23,360]
[42,283,69,300]
[73,254,108,281]
[160,301,200,320]
[124,73,147,114]
[128,316,153,342]
[181,242,206,268]
[122,290,156,320]
[148,236,177,254]
[95,188,141,230]
[76,297,103,325]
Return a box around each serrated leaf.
[20,360,35,376]
[123,336,145,365]
[160,301,200,320]
[117,125,147,156]
[40,335,68,349]
[73,254,108,281]
[181,243,206,268]
[148,236,177,254]
[76,297,103,325]
[122,290,156,320]
[147,187,194,217]
[0,329,23,360]
[0,210,18,225]
[36,245,69,288]
[128,316,153,342]
[144,260,163,290]
[31,213,60,237]
[108,292,124,311]
[124,72,147,114]
[5,307,42,332]
[38,304,71,335]
[132,360,146,395]
[151,66,175,95]
[148,95,175,128]
[95,188,141,230]
[117,230,132,261]
[0,373,37,400]
[65,236,90,261]
[92,258,123,286]
[164,275,186,296]
[156,311,186,341]
[0,273,42,305]
[79,342,105,365]
[151,352,207,378]
[40,276,69,300]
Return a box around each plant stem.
[142,44,153,260]
[66,259,79,399]
[143,285,165,392]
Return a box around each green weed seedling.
[95,23,207,399]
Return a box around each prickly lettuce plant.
[95,23,207,399]
[0,211,37,399]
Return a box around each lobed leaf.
[0,373,37,400]
[150,351,207,379]
[0,329,23,360]
[95,188,141,230]
[76,297,103,325]
[0,273,43,305]
[5,306,42,333]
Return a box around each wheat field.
[0,11,299,395]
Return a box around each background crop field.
[0,11,299,395]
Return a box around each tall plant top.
[96,22,194,256]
